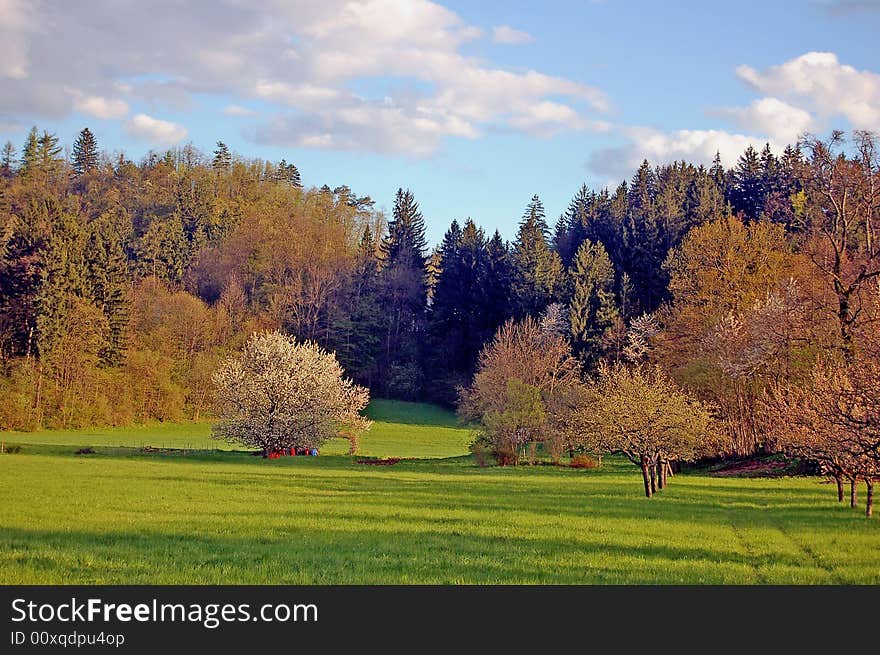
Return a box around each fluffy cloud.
[69,91,130,120]
[711,97,813,145]
[737,51,880,131]
[124,114,188,146]
[588,127,772,181]
[0,0,609,156]
[492,25,534,45]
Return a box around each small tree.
[568,363,716,497]
[212,330,371,454]
[458,317,581,464]
[481,379,546,465]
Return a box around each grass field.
[1,401,878,584]
[0,399,476,458]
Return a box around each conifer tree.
[728,145,765,221]
[1,141,15,177]
[378,188,428,398]
[71,128,99,177]
[331,225,384,388]
[85,215,130,365]
[569,239,618,366]
[19,126,40,176]
[511,194,563,317]
[212,141,232,172]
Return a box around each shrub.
[570,455,599,469]
[469,434,492,467]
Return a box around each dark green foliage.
[568,239,618,366]
[728,145,765,222]
[512,194,563,317]
[274,159,302,187]
[135,213,189,283]
[426,218,506,405]
[377,188,429,399]
[331,226,384,388]
[84,215,130,365]
[211,141,232,172]
[71,128,99,178]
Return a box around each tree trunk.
[866,480,874,519]
[640,459,652,498]
[662,461,669,488]
[834,475,844,503]
[656,461,665,490]
[850,477,858,508]
[649,461,657,494]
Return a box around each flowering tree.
[565,363,717,497]
[212,330,371,453]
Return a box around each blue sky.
[1,0,878,244]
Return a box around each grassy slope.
[1,401,878,584]
[0,399,475,459]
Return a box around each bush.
[570,454,599,469]
[469,434,492,467]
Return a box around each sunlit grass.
[1,400,877,584]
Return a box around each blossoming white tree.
[212,330,371,453]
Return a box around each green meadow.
[1,401,877,584]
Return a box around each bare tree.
[801,130,880,360]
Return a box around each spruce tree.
[568,239,618,367]
[19,126,40,176]
[85,216,130,365]
[212,141,232,172]
[331,225,384,388]
[71,128,99,177]
[1,141,15,177]
[377,188,428,398]
[728,145,765,222]
[511,194,563,317]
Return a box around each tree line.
[0,127,878,508]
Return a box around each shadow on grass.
[0,522,832,584]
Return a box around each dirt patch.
[710,458,792,478]
[355,458,401,466]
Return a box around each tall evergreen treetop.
[212,141,232,172]
[71,128,99,177]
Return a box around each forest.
[1,126,878,465]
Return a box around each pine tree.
[623,161,665,312]
[377,188,429,398]
[274,159,302,187]
[71,128,99,177]
[569,239,618,367]
[212,141,232,173]
[36,130,63,177]
[331,225,384,388]
[36,203,90,358]
[484,229,513,331]
[1,141,15,177]
[85,215,130,365]
[728,145,765,222]
[19,126,40,176]
[511,194,563,317]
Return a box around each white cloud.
[588,127,773,180]
[223,104,258,117]
[0,0,33,79]
[70,91,129,120]
[0,0,610,157]
[711,97,813,145]
[124,113,187,146]
[736,51,880,130]
[492,25,534,45]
